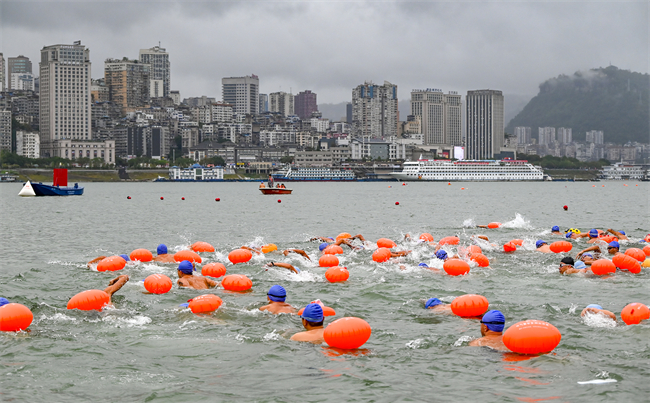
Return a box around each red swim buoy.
[319,254,340,267]
[590,259,616,275]
[221,274,252,291]
[201,262,227,278]
[395,202,399,205]
[487,222,501,229]
[372,248,392,263]
[336,233,352,241]
[450,294,489,317]
[443,259,470,276]
[563,205,568,211]
[228,249,253,264]
[181,197,185,200]
[613,254,640,273]
[325,266,349,283]
[419,233,434,242]
[160,196,164,200]
[643,245,650,257]
[438,236,459,246]
[625,248,646,262]
[174,250,203,263]
[376,238,397,248]
[323,244,344,255]
[503,242,517,253]
[467,245,483,255]
[96,255,127,272]
[510,239,523,246]
[67,289,110,311]
[215,198,220,202]
[191,241,215,253]
[0,303,33,332]
[188,294,222,314]
[470,253,490,267]
[621,303,650,325]
[144,274,173,294]
[549,241,572,253]
[324,317,372,349]
[503,320,562,355]
[130,248,153,262]
[127,196,131,199]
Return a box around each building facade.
[294,90,318,119]
[0,110,11,151]
[259,93,268,113]
[466,89,504,160]
[10,73,35,92]
[351,81,398,139]
[139,46,170,98]
[222,75,259,115]
[514,126,532,144]
[0,53,5,91]
[16,131,40,158]
[557,127,572,144]
[538,127,556,145]
[104,59,150,113]
[410,89,462,146]
[53,139,116,164]
[586,130,604,144]
[7,55,32,91]
[269,91,294,117]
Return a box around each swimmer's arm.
[104,275,129,297]
[468,338,482,346]
[206,278,218,288]
[266,261,299,274]
[87,256,107,267]
[606,229,627,240]
[241,246,261,254]
[289,249,310,261]
[476,225,488,228]
[352,234,366,242]
[576,245,599,257]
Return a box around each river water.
[1,181,649,402]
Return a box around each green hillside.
[505,66,649,144]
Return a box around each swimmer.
[578,253,596,265]
[390,250,412,257]
[606,229,628,241]
[152,244,176,263]
[560,258,588,275]
[536,240,552,253]
[642,234,650,243]
[265,261,300,274]
[87,256,107,267]
[104,274,130,302]
[309,236,334,243]
[419,263,442,273]
[335,238,363,251]
[476,223,500,229]
[586,229,602,244]
[282,249,311,261]
[290,303,325,344]
[581,304,616,321]
[434,250,449,261]
[259,285,296,314]
[551,226,562,235]
[577,241,621,257]
[425,298,451,312]
[240,245,262,254]
[468,310,508,351]
[176,260,218,290]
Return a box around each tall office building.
[269,91,294,116]
[104,59,150,112]
[139,45,170,98]
[557,127,572,144]
[10,73,35,91]
[514,126,532,144]
[294,90,318,120]
[39,41,92,156]
[0,110,11,151]
[0,53,5,92]
[222,75,259,115]
[351,81,398,138]
[538,127,556,145]
[466,89,504,160]
[410,89,462,145]
[7,55,32,91]
[259,93,268,113]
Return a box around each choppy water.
[1,181,649,402]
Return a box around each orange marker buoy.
[325,266,349,283]
[319,254,340,267]
[221,274,252,291]
[460,187,465,190]
[402,182,406,186]
[96,255,127,272]
[450,294,489,317]
[625,248,646,262]
[336,233,352,242]
[443,259,470,276]
[376,238,397,248]
[0,303,34,332]
[323,244,344,255]
[201,262,227,278]
[323,317,372,349]
[642,258,650,268]
[467,245,483,255]
[470,253,489,267]
[438,236,460,246]
[589,259,616,275]
[130,248,153,262]
[503,320,561,355]
[144,274,173,294]
[67,289,110,311]
[174,250,203,263]
[643,245,650,257]
[487,222,501,229]
[549,241,572,253]
[372,248,392,263]
[191,241,215,253]
[188,294,222,314]
[503,242,517,253]
[620,303,650,325]
[613,254,641,273]
[261,244,277,253]
[419,233,434,242]
[228,249,253,264]
[510,239,523,246]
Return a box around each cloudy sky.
[1,0,647,107]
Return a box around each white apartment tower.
[410,89,462,145]
[39,41,92,156]
[139,46,170,98]
[0,110,11,151]
[557,127,572,144]
[538,127,556,145]
[466,89,504,160]
[0,53,4,92]
[514,126,532,144]
[222,75,259,115]
[351,81,398,138]
[269,91,294,116]
[586,130,604,144]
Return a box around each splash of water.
[501,213,532,229]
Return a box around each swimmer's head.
[574,261,587,270]
[561,256,575,266]
[425,298,442,309]
[267,285,287,302]
[418,263,429,268]
[565,232,573,239]
[481,310,505,332]
[328,237,335,241]
[536,240,547,248]
[178,260,193,274]
[435,250,448,260]
[552,226,560,232]
[119,254,130,261]
[157,244,168,255]
[586,304,603,310]
[589,229,598,238]
[0,297,9,307]
[319,242,329,251]
[301,303,324,324]
[581,253,593,259]
[608,241,620,250]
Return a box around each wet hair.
[304,319,323,327]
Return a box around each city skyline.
[1,1,646,105]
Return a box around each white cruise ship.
[272,166,356,181]
[391,159,544,181]
[599,162,650,180]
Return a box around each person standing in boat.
[268,174,274,188]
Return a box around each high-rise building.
[351,81,398,138]
[269,91,294,117]
[514,126,532,144]
[294,90,318,120]
[16,131,40,158]
[104,58,150,113]
[39,41,92,156]
[259,94,268,113]
[557,127,572,144]
[586,130,604,144]
[410,89,462,145]
[466,89,504,160]
[7,55,32,91]
[139,46,170,98]
[10,73,35,92]
[0,53,5,91]
[0,110,11,151]
[346,103,352,124]
[222,75,259,115]
[538,127,556,145]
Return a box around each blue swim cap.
[157,244,168,255]
[418,263,429,268]
[301,303,324,323]
[0,297,9,307]
[425,298,442,309]
[119,254,130,261]
[435,250,448,260]
[574,261,587,270]
[608,241,620,249]
[586,304,603,310]
[619,230,626,235]
[565,232,573,238]
[319,242,329,251]
[536,240,547,248]
[589,229,598,238]
[267,285,287,302]
[328,237,335,241]
[582,253,593,258]
[178,260,193,274]
[179,303,189,308]
[481,310,505,332]
[552,226,560,232]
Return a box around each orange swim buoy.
[503,242,517,253]
[612,254,640,273]
[470,253,490,267]
[336,232,352,242]
[487,222,501,229]
[319,254,340,267]
[450,294,489,317]
[376,238,397,248]
[625,248,646,262]
[0,303,34,332]
[419,233,434,242]
[221,274,252,291]
[67,289,110,311]
[642,258,650,268]
[323,244,344,255]
[261,244,278,254]
[589,259,616,275]
[323,317,372,349]
[502,320,562,355]
[191,241,215,253]
[549,241,572,253]
[188,294,222,314]
[443,259,470,276]
[467,245,483,255]
[201,262,227,278]
[372,248,392,263]
[510,239,523,246]
[643,245,650,257]
[325,266,349,283]
[438,236,460,246]
[174,250,203,264]
[144,274,173,294]
[620,303,650,325]
[228,249,253,264]
[130,248,153,262]
[97,256,127,272]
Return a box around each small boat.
[18,169,84,197]
[259,187,292,195]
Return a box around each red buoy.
[325,266,350,283]
[324,317,372,349]
[215,198,220,202]
[160,196,164,200]
[181,197,185,200]
[278,199,281,203]
[563,205,568,211]
[127,196,131,199]
[395,202,399,205]
[188,294,222,314]
[319,254,340,267]
[0,303,34,332]
[451,294,489,317]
